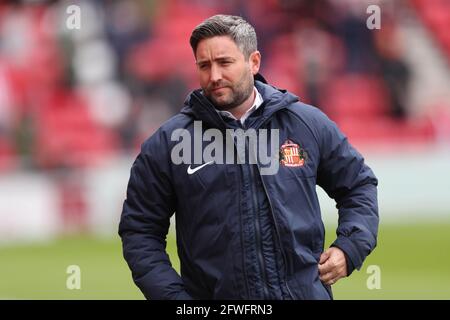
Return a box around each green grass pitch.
[1,222,449,299]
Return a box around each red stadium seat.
[333,115,435,149]
[321,74,390,120]
[412,0,450,62]
[34,91,119,168]
[0,136,17,172]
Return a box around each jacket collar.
[181,74,299,130]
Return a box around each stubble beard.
[205,72,254,111]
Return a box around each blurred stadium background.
[0,0,449,299]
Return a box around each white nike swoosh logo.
[187,161,214,175]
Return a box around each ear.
[249,51,261,75]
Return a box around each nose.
[210,64,222,83]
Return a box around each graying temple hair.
[190,14,258,59]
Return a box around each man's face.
[195,36,260,110]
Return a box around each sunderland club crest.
[279,139,307,167]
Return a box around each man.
[119,15,378,300]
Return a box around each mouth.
[211,87,228,94]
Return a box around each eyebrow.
[196,56,235,65]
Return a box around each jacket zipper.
[251,117,295,300]
[248,160,270,300]
[239,119,270,299]
[240,122,269,299]
[236,163,251,299]
[258,170,295,300]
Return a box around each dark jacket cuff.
[331,237,361,276]
[175,290,194,300]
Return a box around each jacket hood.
[180,73,299,130]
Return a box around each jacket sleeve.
[118,133,192,300]
[313,110,379,276]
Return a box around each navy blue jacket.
[119,78,379,300]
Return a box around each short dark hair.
[190,14,258,59]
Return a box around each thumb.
[319,249,330,264]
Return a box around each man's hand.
[318,247,348,286]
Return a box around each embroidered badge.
[279,139,307,167]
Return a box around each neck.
[228,89,255,120]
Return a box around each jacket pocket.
[288,268,333,300]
